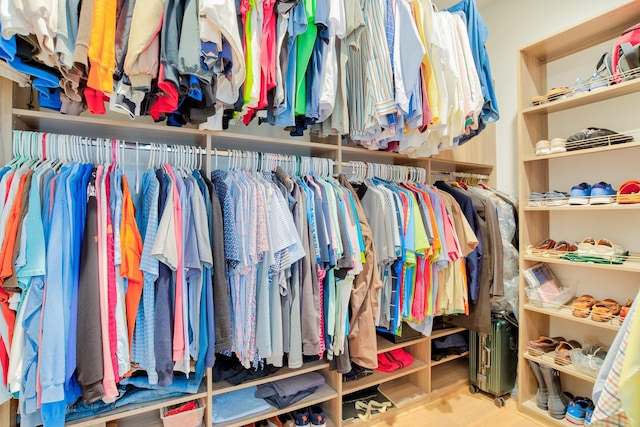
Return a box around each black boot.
[528,360,548,410]
[540,364,568,419]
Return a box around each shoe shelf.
[523,303,622,332]
[522,138,640,163]
[524,203,640,212]
[523,254,640,273]
[212,383,338,427]
[522,76,640,115]
[523,350,596,384]
[521,399,575,427]
[375,334,430,355]
[211,360,329,396]
[429,356,469,399]
[342,377,428,426]
[430,351,470,367]
[66,390,209,427]
[342,359,428,395]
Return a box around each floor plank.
[367,387,544,427]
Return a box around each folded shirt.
[255,372,325,398]
[212,386,270,423]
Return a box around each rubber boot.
[540,364,568,419]
[528,360,548,410]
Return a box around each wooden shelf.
[342,378,428,426]
[376,334,429,355]
[430,357,469,400]
[524,303,622,331]
[342,359,428,395]
[522,78,640,115]
[523,352,597,384]
[524,202,640,212]
[522,139,640,162]
[211,359,329,396]
[521,399,574,426]
[13,108,207,147]
[66,391,208,427]
[212,383,338,427]
[523,255,640,273]
[430,327,467,340]
[430,351,470,367]
[519,2,640,63]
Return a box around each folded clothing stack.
[255,372,326,410]
[376,348,414,372]
[212,386,271,423]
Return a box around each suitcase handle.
[482,344,491,370]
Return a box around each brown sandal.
[572,295,596,318]
[554,340,582,365]
[591,299,621,322]
[529,239,556,255]
[528,336,566,353]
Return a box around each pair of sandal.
[530,87,571,106]
[529,239,577,256]
[355,400,392,422]
[528,335,565,354]
[554,340,582,366]
[572,295,623,322]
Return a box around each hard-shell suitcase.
[468,312,518,407]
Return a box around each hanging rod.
[430,170,490,180]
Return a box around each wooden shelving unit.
[517,3,640,425]
[0,47,497,424]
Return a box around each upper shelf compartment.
[520,2,640,63]
[522,78,640,115]
[14,108,207,147]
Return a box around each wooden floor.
[368,387,544,427]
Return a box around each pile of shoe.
[247,405,326,427]
[528,360,597,424]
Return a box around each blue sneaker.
[293,408,310,426]
[569,182,591,205]
[590,182,616,205]
[584,401,595,425]
[566,397,591,425]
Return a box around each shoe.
[584,400,595,425]
[566,397,592,424]
[550,138,567,153]
[528,360,549,410]
[572,295,596,318]
[274,413,295,427]
[569,182,591,205]
[536,139,551,155]
[544,191,569,206]
[528,336,565,353]
[571,77,590,96]
[293,408,310,426]
[589,182,616,205]
[588,71,609,91]
[528,238,556,255]
[617,180,640,204]
[566,127,633,151]
[591,299,621,322]
[619,299,633,324]
[555,340,582,365]
[540,365,568,419]
[529,192,546,207]
[309,405,326,427]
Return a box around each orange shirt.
[120,176,144,351]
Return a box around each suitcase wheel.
[469,384,479,394]
[495,396,505,408]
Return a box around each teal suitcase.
[468,312,518,407]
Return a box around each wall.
[440,0,633,198]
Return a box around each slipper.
[591,299,621,322]
[617,180,640,204]
[554,340,582,365]
[530,87,571,106]
[528,336,566,353]
[529,238,556,255]
[544,240,578,258]
[572,295,596,318]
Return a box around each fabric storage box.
[160,398,205,427]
